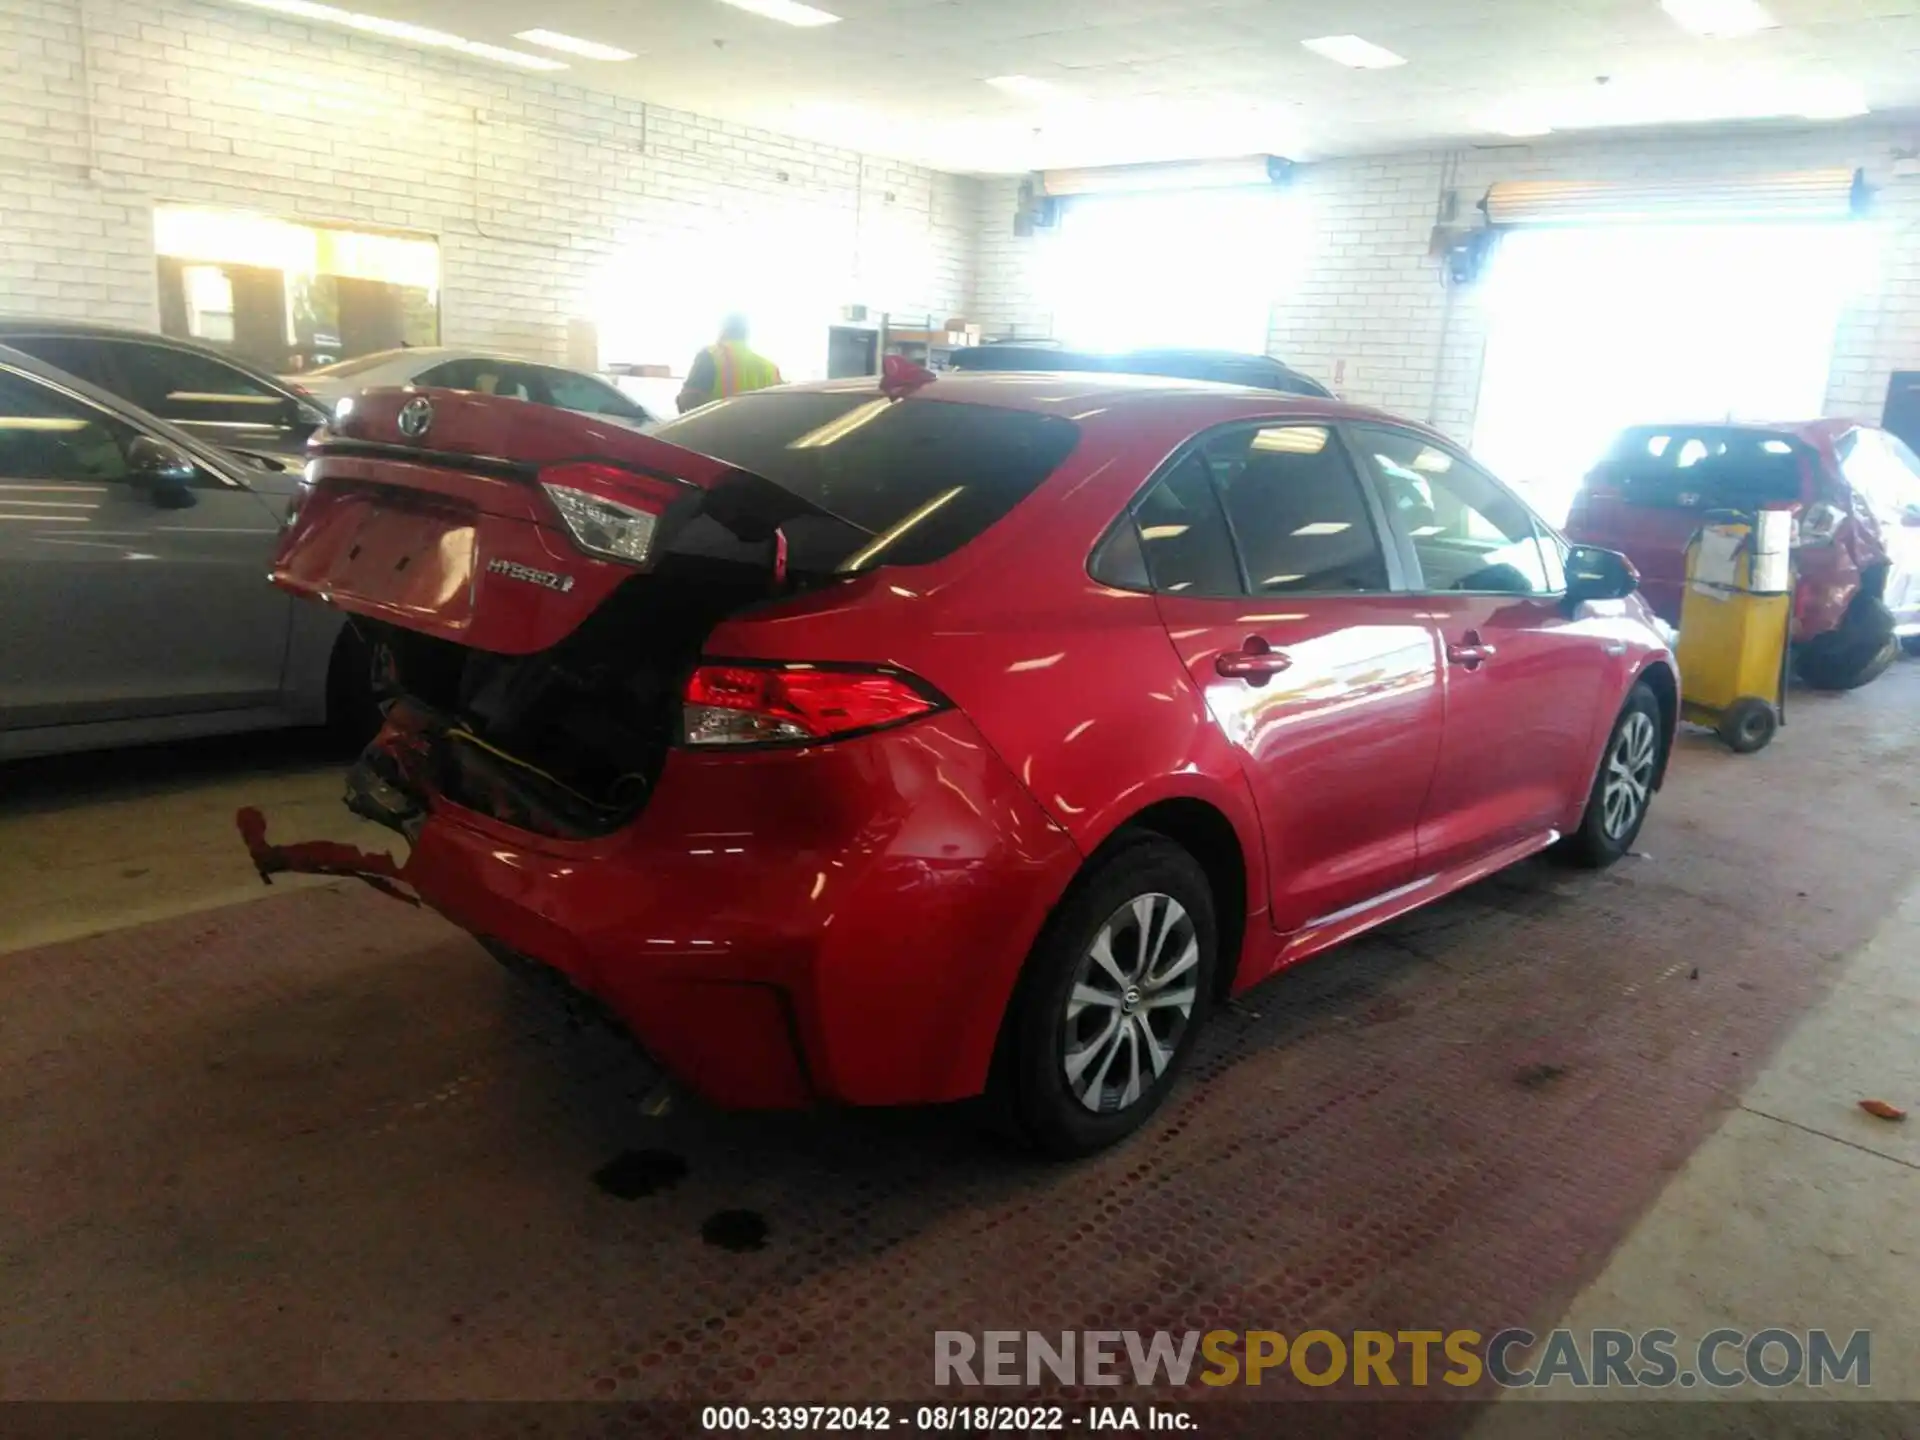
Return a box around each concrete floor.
[2,662,1917,1429]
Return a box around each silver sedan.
[0,344,369,761]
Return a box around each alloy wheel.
[1602,710,1657,841]
[1061,893,1199,1114]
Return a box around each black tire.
[1558,682,1662,869]
[1717,697,1777,754]
[989,836,1218,1158]
[324,624,386,750]
[1795,595,1897,692]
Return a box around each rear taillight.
[1796,500,1842,547]
[681,663,945,747]
[540,461,692,567]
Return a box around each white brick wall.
[5,0,1915,431]
[0,0,980,370]
[974,122,1920,441]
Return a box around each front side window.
[0,369,134,484]
[1207,424,1391,594]
[1354,426,1554,594]
[105,341,293,430]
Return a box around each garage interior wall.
[5,0,1919,439]
[0,0,979,371]
[975,121,1920,443]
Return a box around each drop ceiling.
[250,0,1920,171]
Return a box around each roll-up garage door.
[1482,168,1865,226]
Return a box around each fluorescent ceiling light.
[514,28,636,61]
[1481,111,1553,138]
[1251,426,1329,454]
[1290,521,1351,536]
[986,74,1066,101]
[714,0,841,27]
[230,0,567,68]
[1660,0,1778,38]
[457,40,566,68]
[1301,35,1406,69]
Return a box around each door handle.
[1216,637,1292,684]
[1446,629,1497,669]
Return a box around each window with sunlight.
[1046,187,1302,355]
[1472,220,1881,525]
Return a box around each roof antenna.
[879,353,936,400]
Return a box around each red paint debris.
[1858,1099,1907,1122]
[235,807,418,905]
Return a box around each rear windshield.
[303,349,406,379]
[655,391,1079,569]
[1595,427,1805,511]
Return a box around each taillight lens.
[681,663,945,747]
[540,461,691,567]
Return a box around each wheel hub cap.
[1601,710,1657,841]
[1060,893,1199,1115]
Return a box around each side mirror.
[1564,544,1638,611]
[125,434,199,510]
[281,396,325,437]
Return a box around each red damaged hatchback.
[250,371,1678,1155]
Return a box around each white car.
[287,348,656,429]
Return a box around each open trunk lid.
[273,386,852,655]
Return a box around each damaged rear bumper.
[235,707,1083,1111]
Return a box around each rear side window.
[1207,424,1391,593]
[5,334,119,390]
[1132,452,1243,596]
[305,349,407,380]
[1598,427,1805,511]
[103,341,291,427]
[655,392,1079,569]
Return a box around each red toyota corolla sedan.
[246,370,1677,1156]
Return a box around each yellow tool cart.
[1674,506,1795,754]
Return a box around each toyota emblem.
[397,395,434,440]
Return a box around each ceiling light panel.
[514,28,636,61]
[1301,35,1407,69]
[229,0,568,68]
[714,0,841,27]
[985,75,1067,101]
[1660,0,1778,38]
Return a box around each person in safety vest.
[677,314,782,413]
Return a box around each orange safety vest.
[707,340,782,399]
